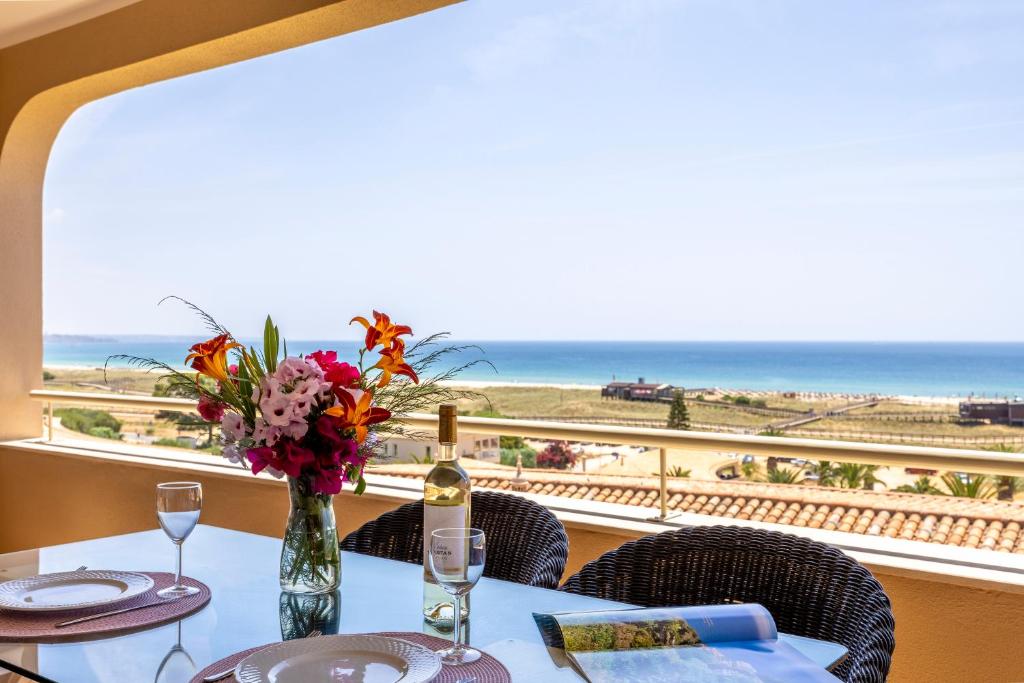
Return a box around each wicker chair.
[560,525,894,683]
[340,490,569,589]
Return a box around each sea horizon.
[42,336,1024,398]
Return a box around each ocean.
[43,338,1024,398]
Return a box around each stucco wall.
[2,446,1023,682]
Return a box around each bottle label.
[423,504,467,570]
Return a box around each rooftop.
[372,464,1024,554]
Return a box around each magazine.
[533,603,842,683]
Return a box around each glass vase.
[280,476,340,594]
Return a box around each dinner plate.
[0,570,155,612]
[235,634,443,683]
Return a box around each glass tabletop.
[0,525,847,682]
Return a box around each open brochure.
[533,603,842,683]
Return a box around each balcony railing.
[28,389,1024,522]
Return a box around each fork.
[202,629,323,682]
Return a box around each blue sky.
[43,0,1024,341]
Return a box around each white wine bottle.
[423,404,471,626]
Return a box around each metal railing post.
[659,447,668,520]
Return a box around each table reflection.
[153,621,196,683]
[278,590,340,640]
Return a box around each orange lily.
[184,333,241,384]
[350,310,412,351]
[372,339,419,388]
[324,390,391,443]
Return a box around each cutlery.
[54,594,186,628]
[202,630,322,682]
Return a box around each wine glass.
[156,482,202,599]
[428,528,485,665]
[153,620,196,683]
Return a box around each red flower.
[185,334,241,384]
[324,389,391,444]
[350,311,412,351]
[246,441,313,478]
[312,468,343,495]
[197,395,225,422]
[308,350,360,392]
[372,339,419,388]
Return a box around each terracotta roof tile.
[372,465,1024,554]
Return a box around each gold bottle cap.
[438,404,457,444]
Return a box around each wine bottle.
[423,404,471,626]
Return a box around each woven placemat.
[190,630,511,683]
[0,572,210,643]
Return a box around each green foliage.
[87,426,121,440]
[895,476,942,495]
[759,428,786,437]
[740,459,761,480]
[42,370,55,381]
[54,408,121,435]
[942,472,996,499]
[666,390,690,430]
[472,409,507,418]
[154,437,192,449]
[664,466,691,478]
[537,441,576,470]
[765,467,803,484]
[809,460,838,486]
[500,435,525,449]
[410,452,435,465]
[733,395,752,406]
[500,447,537,468]
[835,463,881,490]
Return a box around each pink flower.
[311,468,343,495]
[247,446,285,476]
[253,419,283,447]
[279,440,315,477]
[221,412,247,442]
[307,349,360,393]
[197,395,225,422]
[261,394,294,427]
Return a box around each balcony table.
[0,525,847,682]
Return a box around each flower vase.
[280,476,340,594]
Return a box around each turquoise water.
[43,338,1024,397]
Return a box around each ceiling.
[0,0,141,50]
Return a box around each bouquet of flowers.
[112,299,480,593]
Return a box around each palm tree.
[835,463,882,490]
[808,460,838,487]
[765,467,803,484]
[740,459,761,481]
[985,444,1022,500]
[941,472,996,499]
[895,476,941,495]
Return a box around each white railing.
[29,389,1024,520]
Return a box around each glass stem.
[452,595,462,650]
[174,541,183,589]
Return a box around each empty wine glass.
[428,528,485,665]
[156,482,202,599]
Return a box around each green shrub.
[500,435,525,449]
[154,437,193,449]
[42,370,55,381]
[54,408,121,435]
[500,447,536,468]
[734,395,752,406]
[87,426,121,440]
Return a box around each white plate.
[0,570,155,612]
[235,635,443,683]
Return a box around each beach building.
[958,400,1024,426]
[601,377,675,401]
